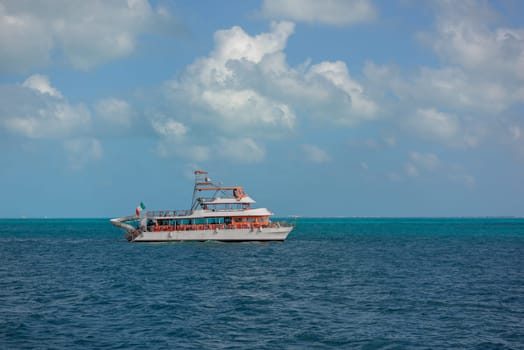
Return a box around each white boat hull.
[126,226,293,243]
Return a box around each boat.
[110,170,294,242]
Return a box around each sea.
[0,218,523,349]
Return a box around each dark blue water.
[1,218,523,349]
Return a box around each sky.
[1,0,523,218]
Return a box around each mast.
[191,170,249,211]
[192,170,212,210]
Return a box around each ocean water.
[1,218,523,349]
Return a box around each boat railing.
[146,210,192,217]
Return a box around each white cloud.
[307,61,378,119]
[151,118,187,140]
[163,20,377,147]
[0,3,52,73]
[260,0,377,26]
[4,103,90,139]
[95,98,133,126]
[157,21,378,164]
[365,63,517,114]
[22,74,62,98]
[363,1,524,154]
[63,138,103,170]
[218,138,265,163]
[421,1,524,81]
[365,63,517,149]
[406,108,459,143]
[213,21,295,64]
[163,21,298,138]
[200,89,295,132]
[302,144,331,163]
[151,115,206,161]
[1,76,90,139]
[0,0,172,72]
[411,67,510,113]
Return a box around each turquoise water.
[1,218,523,349]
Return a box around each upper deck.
[145,170,272,219]
[146,207,272,219]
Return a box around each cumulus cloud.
[212,21,294,64]
[163,22,297,137]
[151,21,380,163]
[307,61,378,118]
[0,0,172,72]
[363,1,524,152]
[260,0,377,26]
[0,75,90,139]
[365,63,518,115]
[0,2,53,73]
[151,21,380,164]
[420,0,524,81]
[150,114,210,161]
[199,88,295,132]
[410,1,524,117]
[151,118,188,140]
[163,21,377,141]
[22,74,63,98]
[63,138,103,170]
[302,144,331,163]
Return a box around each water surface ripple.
[1,218,523,349]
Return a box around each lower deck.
[127,226,293,242]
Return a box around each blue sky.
[1,0,523,218]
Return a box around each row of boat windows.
[149,217,269,226]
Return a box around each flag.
[135,202,146,216]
